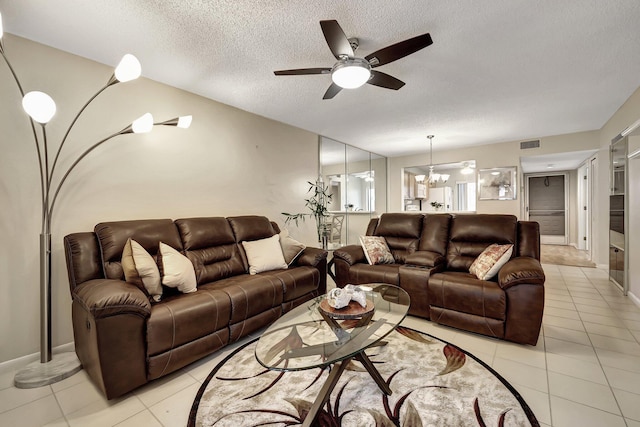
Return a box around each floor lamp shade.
[114,54,141,82]
[131,112,153,133]
[22,91,56,124]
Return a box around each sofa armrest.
[332,245,366,266]
[498,257,545,290]
[294,247,328,268]
[404,250,445,268]
[72,279,151,319]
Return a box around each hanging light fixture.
[461,162,474,175]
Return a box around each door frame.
[525,172,570,245]
[577,161,590,252]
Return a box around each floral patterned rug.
[189,327,539,426]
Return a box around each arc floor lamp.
[0,12,192,387]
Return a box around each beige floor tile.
[602,365,640,394]
[580,312,627,328]
[594,347,640,373]
[50,370,90,393]
[542,324,591,346]
[43,417,70,426]
[516,385,550,425]
[492,357,548,393]
[627,419,640,427]
[548,371,620,414]
[65,395,146,427]
[571,296,610,308]
[134,369,197,408]
[149,382,200,427]
[546,353,607,385]
[543,314,585,332]
[544,299,575,310]
[584,322,636,342]
[0,368,17,391]
[575,303,622,317]
[612,388,640,422]
[549,396,626,427]
[114,409,163,427]
[589,334,640,356]
[0,383,53,413]
[0,395,63,427]
[55,380,105,415]
[623,318,640,332]
[494,342,546,369]
[544,337,598,364]
[544,306,581,320]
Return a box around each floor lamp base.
[14,352,82,389]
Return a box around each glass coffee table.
[255,284,410,427]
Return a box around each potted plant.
[430,201,444,211]
[282,180,333,246]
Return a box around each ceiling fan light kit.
[274,19,432,99]
[331,58,371,89]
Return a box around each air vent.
[520,140,540,149]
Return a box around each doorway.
[526,173,569,245]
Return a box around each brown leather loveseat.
[331,213,544,345]
[64,215,327,399]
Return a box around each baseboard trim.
[628,291,640,309]
[0,342,75,375]
[596,263,608,269]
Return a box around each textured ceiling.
[2,0,640,158]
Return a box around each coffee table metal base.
[302,350,392,427]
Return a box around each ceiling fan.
[274,20,433,99]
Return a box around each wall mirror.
[403,161,476,212]
[320,136,387,247]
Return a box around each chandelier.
[420,135,449,184]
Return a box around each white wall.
[0,35,320,363]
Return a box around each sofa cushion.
[241,235,288,274]
[418,214,451,255]
[446,214,517,271]
[345,263,401,286]
[360,236,395,265]
[372,213,422,263]
[95,219,182,280]
[121,238,162,302]
[469,244,513,280]
[146,289,231,357]
[175,217,246,285]
[428,271,506,320]
[201,274,284,323]
[260,266,321,302]
[228,215,276,242]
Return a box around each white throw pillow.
[159,242,197,293]
[242,234,288,274]
[121,238,162,302]
[279,229,306,266]
[359,236,395,265]
[469,243,514,280]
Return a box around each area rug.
[189,327,539,426]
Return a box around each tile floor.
[1,264,639,426]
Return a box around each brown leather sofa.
[331,213,545,345]
[64,215,327,399]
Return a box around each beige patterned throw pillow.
[121,238,162,302]
[469,243,514,280]
[360,236,395,265]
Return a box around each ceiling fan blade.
[323,83,342,99]
[320,20,354,59]
[365,33,433,67]
[368,70,405,90]
[274,68,331,76]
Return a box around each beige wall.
[0,35,320,363]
